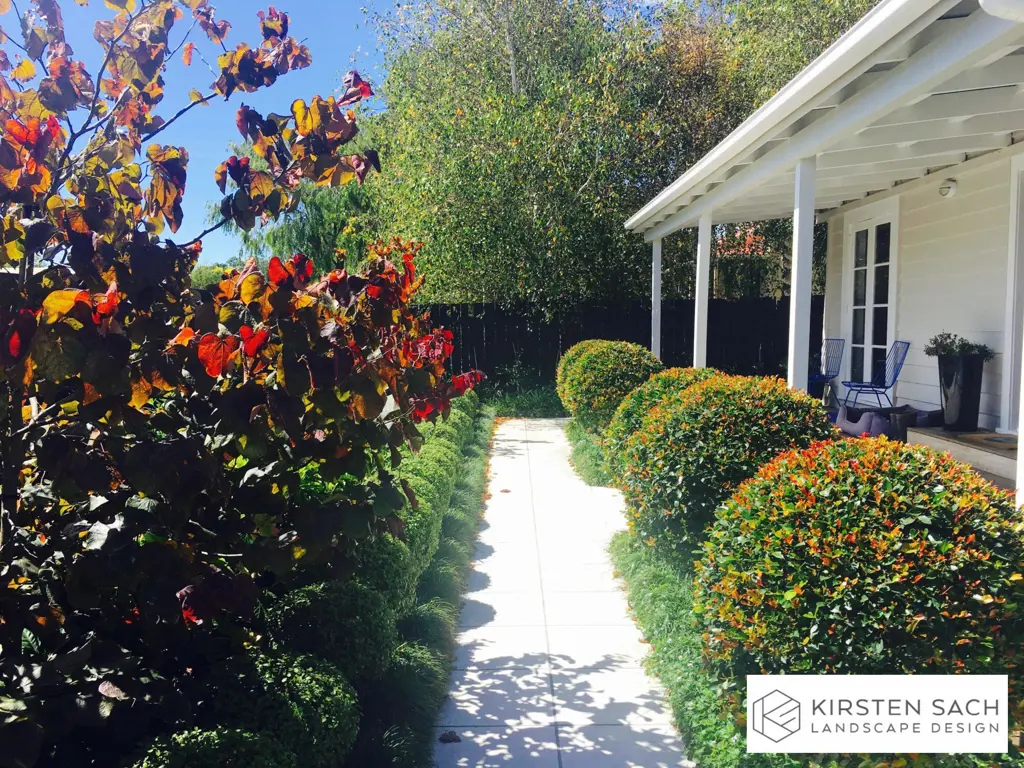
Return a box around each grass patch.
[487,385,566,418]
[565,418,612,487]
[610,533,791,768]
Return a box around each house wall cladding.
[824,158,1012,430]
[422,297,825,384]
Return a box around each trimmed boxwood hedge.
[604,367,720,481]
[558,340,663,432]
[132,728,298,768]
[696,437,1024,709]
[266,580,399,683]
[620,375,835,552]
[205,652,360,768]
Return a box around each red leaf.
[452,370,485,396]
[267,255,290,287]
[197,333,240,378]
[240,324,269,357]
[93,281,119,320]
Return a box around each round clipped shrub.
[447,408,473,444]
[207,653,359,768]
[560,341,663,431]
[401,455,454,515]
[694,437,1024,709]
[420,439,460,476]
[132,728,297,768]
[355,533,418,613]
[266,580,398,682]
[556,339,612,405]
[430,421,463,450]
[604,367,721,480]
[621,375,835,551]
[452,388,480,416]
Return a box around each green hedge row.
[131,391,484,767]
[558,336,1024,762]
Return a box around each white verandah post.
[694,212,713,368]
[788,156,817,391]
[1016,316,1024,506]
[651,238,662,359]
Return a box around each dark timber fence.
[421,296,825,383]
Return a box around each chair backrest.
[875,340,910,387]
[821,338,844,378]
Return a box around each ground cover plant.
[565,417,612,487]
[558,340,662,431]
[619,375,834,553]
[0,3,482,764]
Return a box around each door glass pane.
[852,308,865,345]
[873,307,888,346]
[855,229,868,268]
[854,270,867,305]
[875,223,891,264]
[851,347,864,382]
[871,347,887,382]
[874,265,889,305]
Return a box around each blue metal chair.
[808,338,844,406]
[841,340,910,408]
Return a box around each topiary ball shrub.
[452,389,480,416]
[447,408,474,445]
[205,653,359,768]
[694,437,1024,716]
[621,375,835,552]
[132,728,298,768]
[604,367,721,481]
[560,341,663,432]
[266,580,398,682]
[556,339,612,406]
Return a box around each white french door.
[844,203,898,387]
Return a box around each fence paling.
[420,296,824,382]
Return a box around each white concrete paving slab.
[435,418,690,767]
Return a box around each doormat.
[952,432,1017,455]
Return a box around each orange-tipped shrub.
[559,341,663,431]
[620,375,834,552]
[695,437,1024,721]
[604,367,721,481]
[555,339,613,406]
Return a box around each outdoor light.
[938,179,958,198]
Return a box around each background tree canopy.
[356,0,875,308]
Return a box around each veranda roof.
[625,0,1024,238]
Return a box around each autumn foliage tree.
[0,2,478,765]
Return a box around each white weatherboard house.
[627,0,1024,502]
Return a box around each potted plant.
[924,332,995,432]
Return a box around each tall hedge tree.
[366,0,739,310]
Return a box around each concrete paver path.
[435,419,692,767]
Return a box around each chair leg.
[883,391,892,407]
[876,392,883,409]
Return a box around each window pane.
[871,347,887,382]
[853,308,865,345]
[854,269,867,306]
[874,265,889,306]
[851,347,864,383]
[875,223,891,264]
[873,307,888,346]
[855,229,868,268]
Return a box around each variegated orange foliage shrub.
[695,437,1024,727]
[0,2,479,765]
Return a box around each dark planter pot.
[937,353,986,432]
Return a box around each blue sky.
[56,0,388,264]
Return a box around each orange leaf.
[197,333,240,378]
[169,327,195,347]
[129,373,152,409]
[182,42,195,67]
